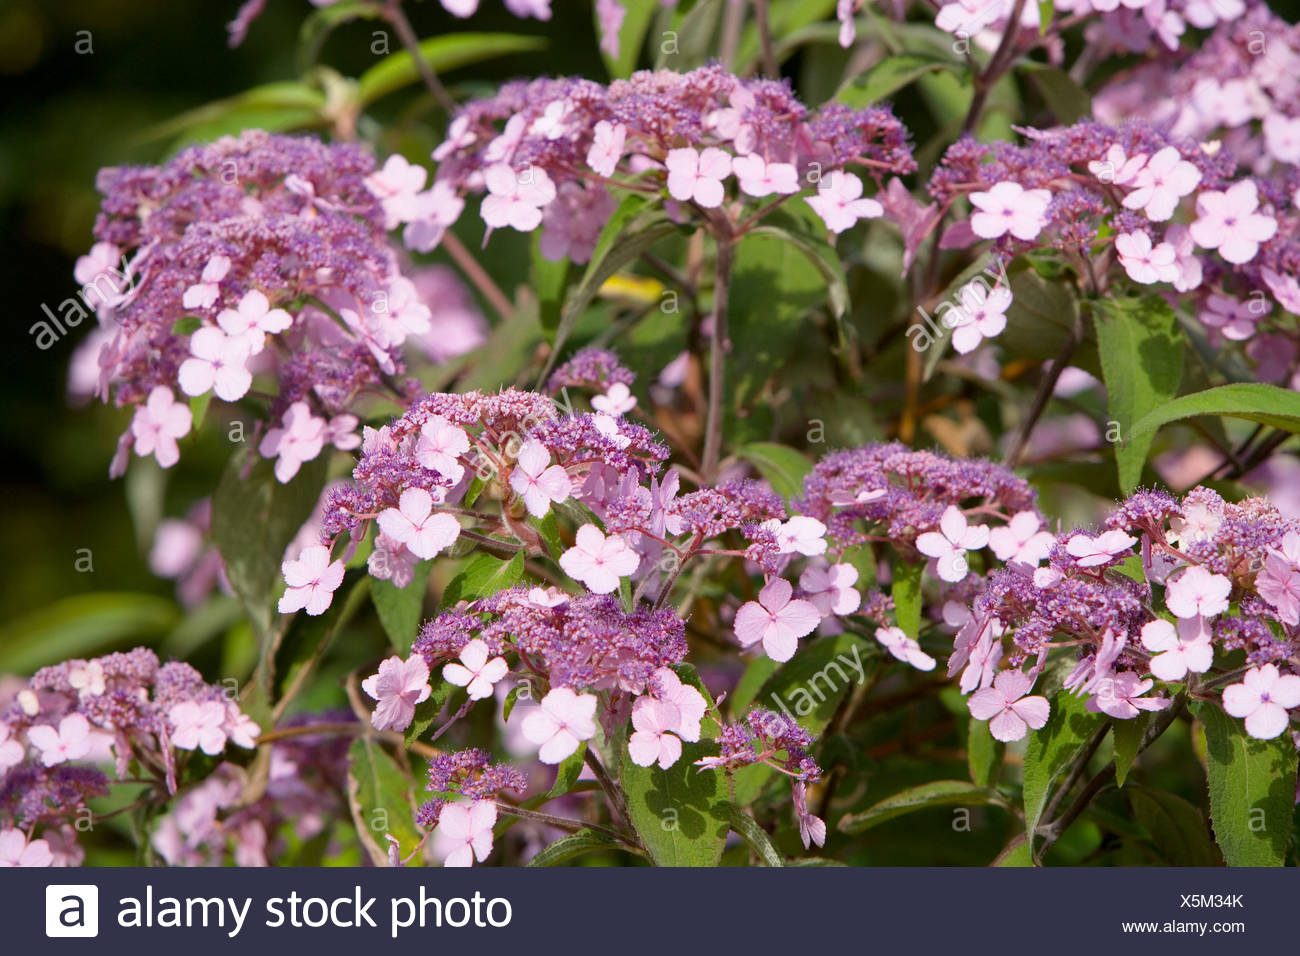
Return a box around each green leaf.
[1111,712,1150,788]
[531,511,564,560]
[734,0,837,72]
[541,196,677,379]
[891,560,924,640]
[532,231,571,334]
[526,829,621,866]
[346,737,424,866]
[968,717,1005,788]
[370,561,430,654]
[839,780,1005,833]
[836,53,954,108]
[404,680,453,747]
[502,683,525,723]
[0,593,180,674]
[729,225,835,404]
[1128,785,1221,866]
[356,33,548,106]
[620,736,730,866]
[441,551,525,606]
[599,0,657,78]
[1026,65,1090,124]
[1037,0,1054,33]
[1193,701,1296,866]
[297,0,382,73]
[1021,691,1106,850]
[141,82,326,143]
[991,834,1034,867]
[1092,296,1183,493]
[734,442,813,503]
[211,452,329,643]
[746,201,851,323]
[999,267,1097,379]
[274,572,370,717]
[728,807,785,866]
[1129,383,1300,443]
[547,748,587,800]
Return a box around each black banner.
[16,867,1288,953]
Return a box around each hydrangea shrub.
[6,0,1300,868]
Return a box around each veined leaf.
[1194,701,1295,866]
[1111,711,1150,788]
[839,780,1005,833]
[837,53,954,108]
[441,551,525,607]
[526,829,621,866]
[1129,383,1300,442]
[1128,785,1221,866]
[370,560,431,654]
[211,452,329,644]
[1092,296,1183,493]
[728,807,785,866]
[734,442,813,503]
[968,717,1005,788]
[620,737,730,866]
[357,33,547,106]
[1021,691,1106,852]
[346,737,424,866]
[891,560,924,640]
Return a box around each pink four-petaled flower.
[509,440,571,518]
[481,163,556,231]
[1121,147,1201,222]
[586,120,626,178]
[800,563,862,617]
[215,290,293,354]
[807,170,883,233]
[168,700,229,755]
[442,639,509,701]
[416,414,470,483]
[1065,529,1136,568]
[177,327,252,402]
[0,829,53,868]
[130,386,193,469]
[1140,617,1213,681]
[734,577,820,663]
[665,147,732,208]
[362,655,433,732]
[377,487,461,561]
[1190,179,1277,264]
[875,625,937,672]
[968,670,1050,742]
[278,544,346,616]
[27,713,92,766]
[916,505,989,582]
[968,180,1051,241]
[259,401,327,484]
[1165,565,1231,619]
[520,687,598,764]
[988,511,1055,568]
[1221,664,1300,740]
[732,154,800,198]
[559,524,640,594]
[436,800,497,867]
[950,282,1011,354]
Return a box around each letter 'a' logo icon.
[46,885,99,938]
